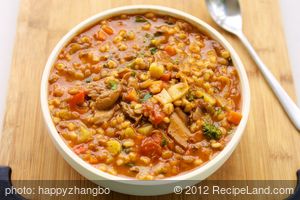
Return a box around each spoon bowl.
[206,0,300,131]
[206,0,242,34]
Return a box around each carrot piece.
[227,111,242,125]
[89,156,99,164]
[143,102,165,125]
[102,25,114,35]
[140,137,162,159]
[160,72,171,81]
[69,92,85,108]
[124,88,138,102]
[164,45,177,56]
[97,31,106,41]
[69,91,87,113]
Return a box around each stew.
[48,12,242,180]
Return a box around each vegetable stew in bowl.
[48,12,242,180]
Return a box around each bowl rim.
[40,5,250,185]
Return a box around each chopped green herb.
[124,148,131,154]
[215,108,222,115]
[126,61,136,69]
[125,162,135,167]
[108,80,118,90]
[172,58,179,65]
[202,122,222,140]
[187,92,195,101]
[141,93,152,102]
[161,137,168,147]
[138,52,145,58]
[145,33,151,38]
[135,16,148,23]
[85,77,92,83]
[131,71,136,77]
[150,47,158,55]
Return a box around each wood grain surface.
[0,0,299,199]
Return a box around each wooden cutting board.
[1,0,299,199]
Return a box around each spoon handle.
[236,32,300,131]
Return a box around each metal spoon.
[206,0,300,131]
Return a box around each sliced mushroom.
[175,107,188,125]
[167,112,192,149]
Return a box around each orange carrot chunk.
[227,111,242,125]
[160,72,171,81]
[69,91,85,109]
[89,156,99,164]
[102,25,114,35]
[124,88,139,102]
[96,31,106,41]
[164,45,177,56]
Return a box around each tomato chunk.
[151,130,163,144]
[143,102,165,125]
[140,137,162,159]
[68,91,87,113]
[227,111,242,125]
[124,88,139,102]
[164,45,177,56]
[160,72,171,82]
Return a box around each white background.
[0,0,299,131]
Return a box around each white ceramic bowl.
[40,5,250,196]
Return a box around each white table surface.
[0,0,299,131]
